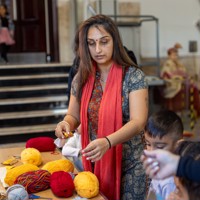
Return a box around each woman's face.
[87,25,114,68]
[0,6,6,16]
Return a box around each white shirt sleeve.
[54,138,66,148]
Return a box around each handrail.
[88,4,97,16]
[107,14,158,20]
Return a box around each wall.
[57,0,200,76]
[57,0,75,63]
[92,0,200,76]
[139,0,200,76]
[139,0,200,58]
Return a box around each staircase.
[0,63,71,143]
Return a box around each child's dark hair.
[145,110,183,140]
[175,140,200,200]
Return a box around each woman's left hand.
[82,138,110,162]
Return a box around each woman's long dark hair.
[75,14,138,101]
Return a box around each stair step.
[0,73,69,81]
[0,62,70,137]
[0,63,72,69]
[0,123,58,135]
[0,95,67,106]
[0,109,67,120]
[0,84,68,92]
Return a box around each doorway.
[1,0,59,63]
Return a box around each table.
[146,76,165,114]
[0,147,107,200]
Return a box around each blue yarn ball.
[6,184,29,200]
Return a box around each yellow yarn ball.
[74,171,99,198]
[21,148,42,166]
[42,159,74,174]
[4,163,39,186]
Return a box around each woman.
[0,4,15,63]
[55,14,148,200]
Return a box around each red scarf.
[81,63,123,200]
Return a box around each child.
[0,4,15,63]
[167,140,200,200]
[145,110,183,200]
[54,126,83,171]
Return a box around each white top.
[147,176,176,200]
[54,132,81,157]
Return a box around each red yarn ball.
[50,171,75,197]
[26,137,55,152]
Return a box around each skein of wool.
[14,170,51,193]
[6,184,29,200]
[50,171,75,198]
[26,137,56,152]
[21,148,42,166]
[42,159,74,174]
[74,171,99,198]
[4,163,39,186]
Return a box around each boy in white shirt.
[144,110,183,200]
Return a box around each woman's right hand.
[55,120,70,139]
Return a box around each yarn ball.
[14,169,51,193]
[42,159,74,174]
[26,137,56,152]
[50,171,75,197]
[6,184,29,200]
[74,171,99,198]
[21,148,42,166]
[4,163,39,186]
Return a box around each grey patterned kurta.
[121,67,148,200]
